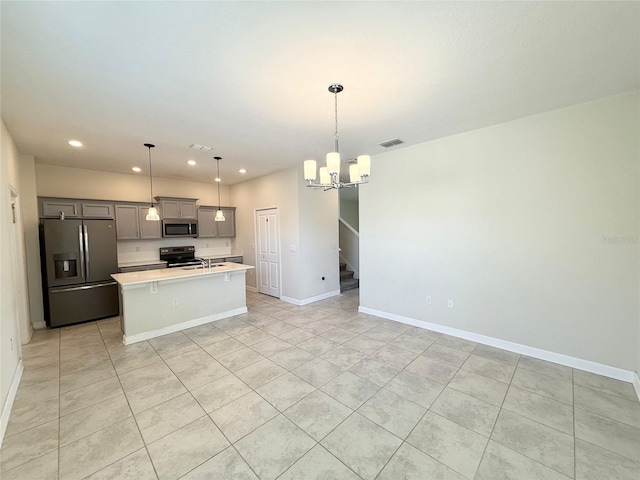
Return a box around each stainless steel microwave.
[162,219,198,238]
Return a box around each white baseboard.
[359,306,639,392]
[123,307,248,345]
[246,286,257,293]
[1,360,24,448]
[32,320,46,329]
[281,289,341,306]
[633,372,640,401]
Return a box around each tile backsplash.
[117,237,237,263]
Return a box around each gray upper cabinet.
[41,199,115,219]
[41,200,80,218]
[197,208,217,238]
[115,205,140,240]
[197,206,236,238]
[216,207,236,238]
[82,203,114,219]
[156,197,197,219]
[115,205,162,240]
[138,206,162,239]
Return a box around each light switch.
[289,245,296,252]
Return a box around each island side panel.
[121,271,247,343]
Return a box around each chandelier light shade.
[214,156,225,222]
[144,143,160,221]
[303,84,371,190]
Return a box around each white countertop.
[199,252,243,260]
[111,262,254,286]
[118,260,168,268]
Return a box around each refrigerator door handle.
[50,281,117,293]
[84,224,90,278]
[78,224,85,280]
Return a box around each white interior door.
[256,208,280,297]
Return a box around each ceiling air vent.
[189,144,214,152]
[378,138,404,148]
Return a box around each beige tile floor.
[2,289,640,479]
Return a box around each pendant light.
[303,84,371,190]
[214,156,225,222]
[144,143,160,221]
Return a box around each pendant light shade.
[144,143,160,221]
[214,156,225,222]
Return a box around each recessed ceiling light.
[132,167,142,173]
[214,177,221,182]
[187,160,197,166]
[68,140,83,147]
[238,168,247,174]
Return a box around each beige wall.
[230,165,339,302]
[35,164,230,206]
[1,120,31,441]
[339,194,359,231]
[18,154,43,327]
[360,91,640,373]
[230,167,301,298]
[298,168,340,299]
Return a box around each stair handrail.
[339,216,359,237]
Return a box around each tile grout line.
[96,320,162,480]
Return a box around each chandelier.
[303,84,371,190]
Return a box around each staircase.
[340,263,359,292]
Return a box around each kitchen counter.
[111,262,254,344]
[118,259,168,268]
[199,252,243,260]
[112,262,252,286]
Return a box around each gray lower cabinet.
[197,207,236,238]
[115,205,162,240]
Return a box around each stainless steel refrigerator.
[40,218,119,327]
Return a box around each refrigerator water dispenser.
[53,253,78,279]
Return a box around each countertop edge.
[112,262,254,286]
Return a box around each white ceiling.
[1,1,638,185]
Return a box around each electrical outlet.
[448,299,454,308]
[10,337,13,351]
[172,298,179,306]
[426,295,432,305]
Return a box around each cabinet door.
[115,205,140,239]
[216,208,236,237]
[42,201,80,218]
[138,206,162,239]
[161,200,180,218]
[82,203,114,219]
[197,208,216,238]
[179,202,197,218]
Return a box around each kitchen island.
[111,262,254,344]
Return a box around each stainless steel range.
[159,246,205,268]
